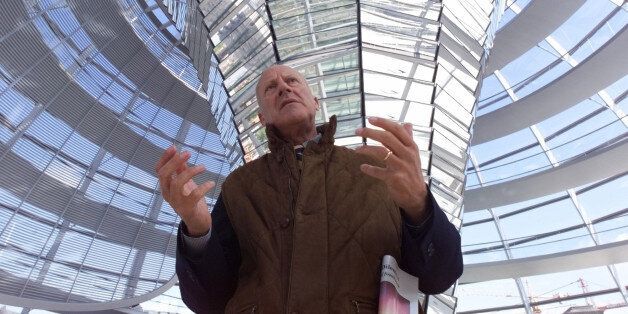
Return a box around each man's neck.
[279,124,317,146]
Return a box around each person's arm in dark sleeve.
[176,193,241,313]
[400,190,463,294]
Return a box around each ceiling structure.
[459,0,627,313]
[0,0,626,313]
[181,0,496,310]
[0,0,241,310]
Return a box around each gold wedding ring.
[383,150,393,161]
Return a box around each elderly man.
[156,65,462,313]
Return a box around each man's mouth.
[280,99,299,109]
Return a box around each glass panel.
[362,51,416,79]
[461,220,508,264]
[570,9,626,63]
[577,174,628,221]
[469,145,550,187]
[462,209,492,225]
[433,127,466,166]
[547,109,626,163]
[548,0,617,52]
[269,0,355,20]
[0,0,238,304]
[213,7,269,60]
[514,59,572,100]
[404,103,434,128]
[478,74,504,105]
[456,279,523,312]
[472,126,536,159]
[276,25,358,60]
[323,94,361,117]
[499,45,559,95]
[536,97,604,137]
[498,8,517,30]
[362,0,441,22]
[603,75,628,101]
[509,226,595,259]
[364,72,409,100]
[593,217,628,245]
[498,198,584,241]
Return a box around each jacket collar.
[266,115,337,162]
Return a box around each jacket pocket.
[231,303,257,313]
[350,297,377,313]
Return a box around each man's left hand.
[355,117,429,224]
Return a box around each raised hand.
[155,146,215,236]
[355,117,429,224]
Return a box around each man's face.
[256,65,319,129]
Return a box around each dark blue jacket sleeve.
[176,194,240,313]
[400,191,463,294]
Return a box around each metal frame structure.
[1,0,626,313]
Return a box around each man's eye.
[265,85,276,92]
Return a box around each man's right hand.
[155,145,215,236]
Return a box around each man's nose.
[278,80,292,96]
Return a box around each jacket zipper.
[251,305,257,313]
[283,148,302,314]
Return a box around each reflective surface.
[2,0,625,313]
[458,0,628,312]
[182,1,501,313]
[0,0,241,308]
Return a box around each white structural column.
[544,35,628,129]
[471,71,534,312]
[485,0,586,74]
[468,153,533,314]
[467,22,628,210]
[460,240,628,284]
[460,1,628,312]
[531,125,628,304]
[0,277,178,312]
[524,52,628,302]
[464,136,628,211]
[473,26,628,145]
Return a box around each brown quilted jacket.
[220,116,402,313]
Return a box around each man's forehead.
[259,65,302,82]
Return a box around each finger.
[155,145,176,172]
[359,163,388,181]
[158,174,170,196]
[403,123,413,138]
[157,147,179,196]
[176,161,189,175]
[158,151,190,179]
[190,181,216,202]
[355,127,405,156]
[368,117,415,147]
[355,145,399,163]
[174,165,206,190]
[183,179,198,192]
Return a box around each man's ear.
[258,112,267,126]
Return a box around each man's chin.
[275,113,315,128]
[280,102,301,111]
[279,105,308,117]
